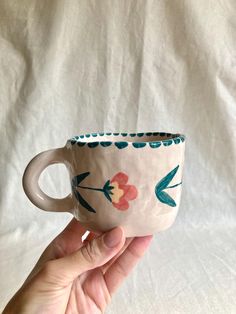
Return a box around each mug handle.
[22,147,74,213]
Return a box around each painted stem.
[78,185,104,192]
[166,182,182,189]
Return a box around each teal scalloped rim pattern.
[68,132,185,149]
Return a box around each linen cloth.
[0,1,236,313]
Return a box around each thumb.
[42,227,125,283]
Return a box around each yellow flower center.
[110,181,124,203]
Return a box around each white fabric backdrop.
[0,0,236,313]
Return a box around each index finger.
[53,218,88,255]
[104,235,153,295]
[24,218,88,284]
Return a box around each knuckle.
[41,260,56,277]
[38,260,66,287]
[81,241,100,264]
[128,245,143,259]
[115,260,129,277]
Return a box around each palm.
[37,268,112,313]
[22,219,152,314]
[67,268,111,313]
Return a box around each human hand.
[3,218,152,314]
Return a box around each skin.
[3,218,153,314]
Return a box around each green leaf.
[73,189,96,213]
[103,180,110,190]
[71,172,95,212]
[103,180,114,201]
[154,165,181,207]
[156,190,176,207]
[103,190,112,202]
[72,172,90,187]
[155,166,179,192]
[103,180,114,191]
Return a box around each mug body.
[66,132,185,236]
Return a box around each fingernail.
[104,227,123,248]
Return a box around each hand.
[3,218,152,314]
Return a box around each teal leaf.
[103,180,114,202]
[73,189,96,213]
[155,166,179,192]
[85,134,90,138]
[71,172,96,213]
[103,180,110,190]
[72,172,90,187]
[103,180,114,191]
[156,190,176,207]
[103,190,112,202]
[155,165,181,207]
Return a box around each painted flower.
[106,172,138,211]
[72,171,138,213]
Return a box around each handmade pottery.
[22,132,185,237]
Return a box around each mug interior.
[71,132,184,143]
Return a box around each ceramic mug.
[22,132,185,237]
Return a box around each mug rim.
[67,132,185,149]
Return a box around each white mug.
[23,132,185,237]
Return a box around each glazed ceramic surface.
[23,132,185,237]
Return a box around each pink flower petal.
[112,198,129,211]
[119,184,138,201]
[111,172,128,185]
